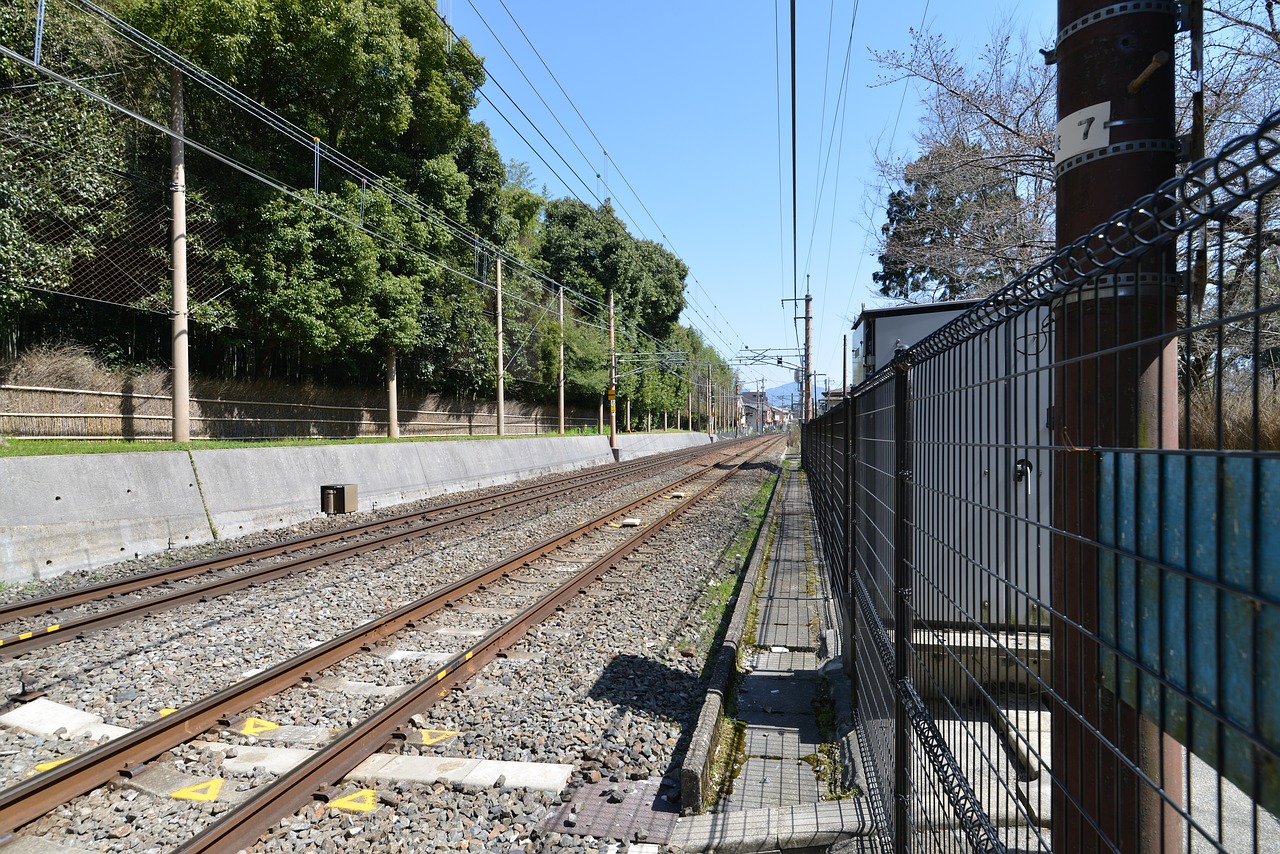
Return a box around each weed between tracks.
[672,470,778,667]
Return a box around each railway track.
[0,440,743,658]
[0,436,782,850]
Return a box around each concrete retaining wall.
[193,435,615,539]
[0,452,214,581]
[613,431,710,461]
[0,433,706,584]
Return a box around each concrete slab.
[0,698,104,740]
[749,650,819,675]
[3,835,98,853]
[126,767,247,803]
[307,676,406,697]
[0,451,212,583]
[349,754,571,792]
[378,649,451,664]
[671,800,873,852]
[458,759,575,792]
[194,742,318,775]
[920,701,1034,828]
[720,756,822,812]
[352,754,477,785]
[742,727,822,760]
[240,725,331,746]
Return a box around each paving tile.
[538,777,678,843]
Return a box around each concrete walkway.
[669,453,879,853]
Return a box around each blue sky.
[448,0,1057,395]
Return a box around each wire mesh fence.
[803,108,1280,852]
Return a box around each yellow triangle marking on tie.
[158,708,178,717]
[171,778,223,802]
[33,756,74,773]
[418,729,461,746]
[237,717,280,737]
[328,789,377,813]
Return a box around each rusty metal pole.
[804,293,813,421]
[1052,0,1180,850]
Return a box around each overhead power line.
[481,0,751,359]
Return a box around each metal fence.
[803,108,1280,852]
[0,384,601,440]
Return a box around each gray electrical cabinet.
[856,301,1052,630]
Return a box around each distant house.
[741,388,789,429]
[819,385,854,413]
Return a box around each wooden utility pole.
[1052,0,1180,849]
[169,68,189,444]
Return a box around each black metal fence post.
[892,354,913,853]
[844,395,856,683]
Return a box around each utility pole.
[495,257,504,436]
[754,378,760,433]
[804,291,813,421]
[608,289,617,455]
[1052,0,1179,850]
[169,68,189,444]
[557,285,565,434]
[386,347,399,439]
[706,364,713,439]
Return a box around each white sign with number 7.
[1055,101,1112,165]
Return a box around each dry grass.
[0,345,595,441]
[0,344,168,395]
[1184,389,1280,451]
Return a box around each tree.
[873,140,1035,301]
[870,4,1280,303]
[541,198,687,337]
[0,0,132,351]
[225,192,385,366]
[870,23,1057,300]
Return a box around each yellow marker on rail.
[328,789,377,813]
[237,717,280,737]
[171,778,224,802]
[32,756,74,773]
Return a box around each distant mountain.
[767,382,800,408]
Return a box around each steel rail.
[176,436,781,853]
[0,441,729,628]
[0,441,744,657]
[0,436,776,838]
